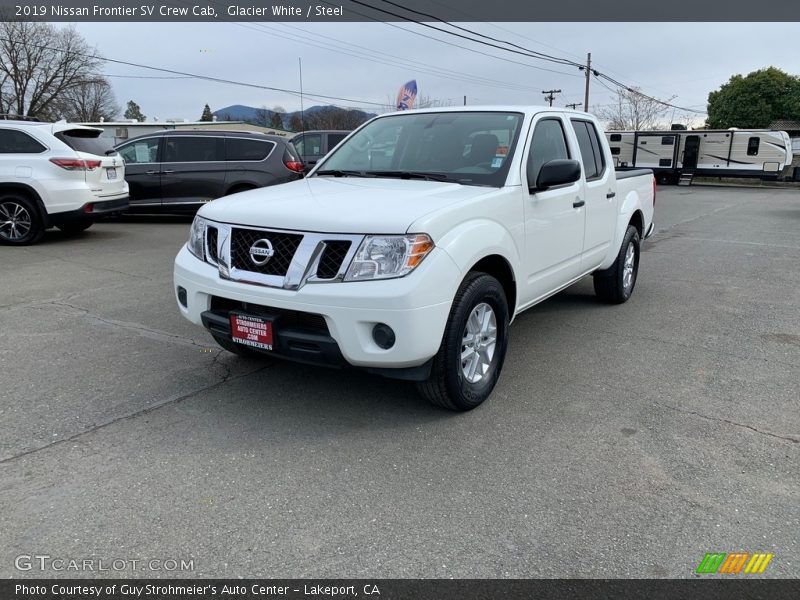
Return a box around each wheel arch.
[0,183,50,227]
[466,254,517,319]
[435,219,521,318]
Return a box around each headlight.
[345,234,434,281]
[188,215,207,260]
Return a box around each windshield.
[313,111,523,187]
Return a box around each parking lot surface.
[0,187,798,578]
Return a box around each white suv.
[0,119,129,245]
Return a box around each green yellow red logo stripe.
[696,552,773,574]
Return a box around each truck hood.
[198,177,495,234]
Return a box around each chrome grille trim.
[207,222,363,290]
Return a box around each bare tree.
[58,79,119,122]
[595,86,676,131]
[304,107,371,130]
[253,106,270,127]
[0,21,104,120]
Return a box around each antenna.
[299,57,305,134]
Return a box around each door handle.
[162,170,175,174]
[573,199,585,208]
[606,192,616,199]
[145,170,159,175]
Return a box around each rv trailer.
[606,129,792,183]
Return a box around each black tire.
[211,334,261,357]
[56,221,93,235]
[593,224,640,304]
[417,272,509,411]
[0,194,44,246]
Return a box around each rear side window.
[163,136,224,162]
[226,138,275,161]
[55,129,115,156]
[571,120,606,180]
[609,133,622,142]
[527,118,570,185]
[0,129,46,153]
[747,137,760,156]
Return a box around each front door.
[683,135,701,170]
[116,137,162,209]
[522,115,586,305]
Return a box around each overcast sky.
[73,21,799,124]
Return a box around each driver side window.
[527,119,570,187]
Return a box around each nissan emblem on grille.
[249,239,275,266]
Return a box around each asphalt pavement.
[0,187,797,578]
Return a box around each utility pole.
[566,102,581,109]
[542,89,561,107]
[583,52,591,112]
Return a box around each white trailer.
[606,129,792,183]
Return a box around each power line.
[0,36,388,108]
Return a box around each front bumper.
[174,245,461,370]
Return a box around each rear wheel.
[0,195,43,246]
[593,224,640,304]
[417,272,509,411]
[56,221,93,235]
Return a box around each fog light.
[372,323,395,349]
[177,286,187,308]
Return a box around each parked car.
[0,119,129,245]
[291,130,350,169]
[115,130,304,213]
[174,107,655,410]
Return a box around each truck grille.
[230,228,303,276]
[316,241,351,279]
[206,226,218,264]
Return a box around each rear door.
[569,119,616,268]
[160,135,226,209]
[522,114,586,304]
[116,137,163,208]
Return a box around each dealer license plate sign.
[230,314,273,350]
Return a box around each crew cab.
[174,107,655,410]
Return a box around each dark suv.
[115,130,304,212]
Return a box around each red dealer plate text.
[230,314,273,350]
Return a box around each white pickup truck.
[174,107,655,410]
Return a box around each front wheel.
[593,224,640,304]
[417,272,509,411]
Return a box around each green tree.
[706,67,800,129]
[124,100,146,122]
[200,103,213,121]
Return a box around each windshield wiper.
[366,171,453,182]
[315,169,371,178]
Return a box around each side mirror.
[531,159,581,192]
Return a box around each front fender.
[435,218,521,294]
